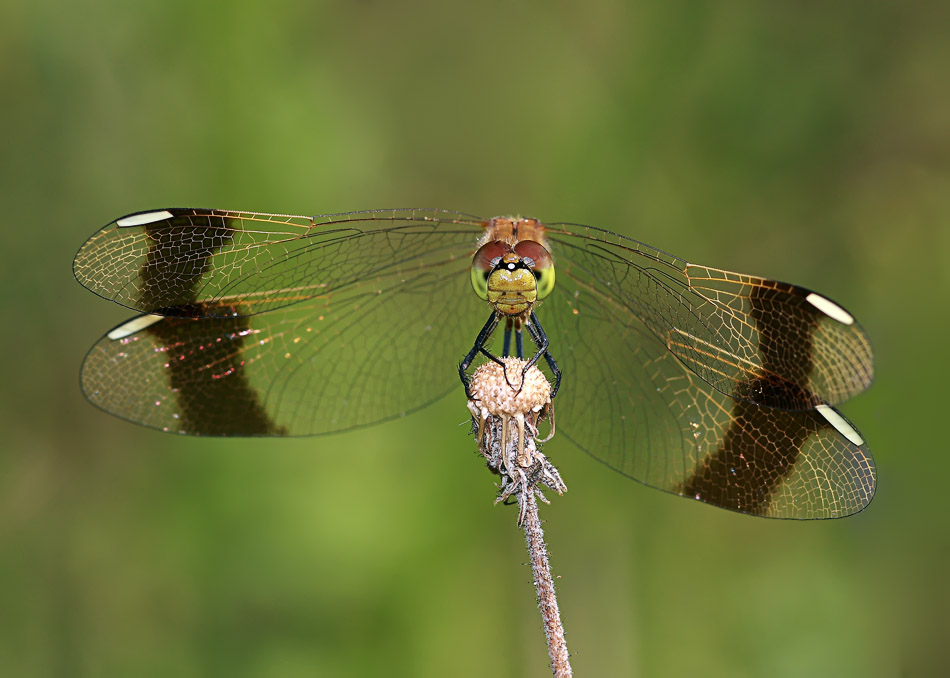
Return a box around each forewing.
[545,224,873,409]
[74,208,485,317]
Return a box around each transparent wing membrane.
[79,209,485,435]
[76,209,875,518]
[542,273,874,519]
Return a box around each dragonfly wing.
[80,221,484,436]
[74,208,486,317]
[542,251,876,519]
[545,224,873,409]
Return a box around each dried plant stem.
[467,358,572,676]
[520,490,572,677]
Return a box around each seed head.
[468,357,551,416]
[466,357,564,525]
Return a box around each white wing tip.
[116,210,174,227]
[107,314,164,340]
[805,293,855,325]
[815,404,865,446]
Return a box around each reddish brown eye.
[513,241,551,269]
[473,241,510,271]
[471,241,511,299]
[513,241,555,299]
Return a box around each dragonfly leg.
[524,311,562,398]
[494,325,527,392]
[459,310,502,397]
[499,323,528,392]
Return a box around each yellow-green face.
[486,252,538,315]
[470,240,555,316]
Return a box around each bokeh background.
[2,1,947,676]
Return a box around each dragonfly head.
[471,239,555,316]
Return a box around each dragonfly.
[74,208,875,520]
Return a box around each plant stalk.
[520,490,572,677]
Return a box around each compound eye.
[513,240,555,299]
[471,241,510,299]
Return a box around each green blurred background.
[1,1,947,676]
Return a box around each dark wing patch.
[145,305,284,435]
[139,215,237,315]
